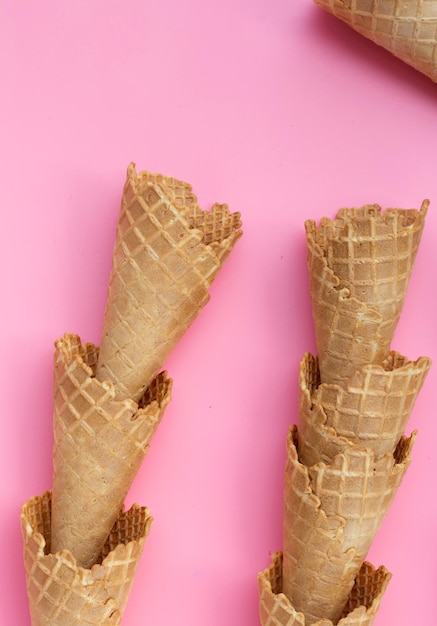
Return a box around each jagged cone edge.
[95,162,243,401]
[281,425,414,624]
[50,333,172,569]
[305,202,427,386]
[21,491,151,626]
[297,351,430,467]
[21,165,243,622]
[258,552,391,626]
[258,203,430,624]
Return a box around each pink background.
[1,1,436,624]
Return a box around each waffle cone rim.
[21,491,153,577]
[258,551,392,626]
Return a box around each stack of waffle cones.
[258,202,430,625]
[313,0,437,82]
[21,163,242,625]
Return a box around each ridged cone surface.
[259,204,429,625]
[313,0,437,82]
[282,426,413,624]
[298,351,430,466]
[21,491,151,626]
[258,552,391,626]
[51,333,172,568]
[305,202,428,386]
[95,162,243,401]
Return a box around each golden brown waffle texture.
[21,164,242,624]
[313,0,437,82]
[21,492,151,626]
[95,163,243,402]
[50,333,172,569]
[258,203,430,625]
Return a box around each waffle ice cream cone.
[51,333,172,569]
[21,491,151,626]
[258,204,429,625]
[298,351,430,467]
[313,0,437,82]
[20,164,244,623]
[306,202,428,386]
[258,552,391,626]
[282,426,413,624]
[95,163,243,402]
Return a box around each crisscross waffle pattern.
[126,169,243,248]
[96,162,243,401]
[21,492,151,626]
[51,333,171,568]
[341,560,391,620]
[306,230,387,386]
[96,505,152,612]
[297,352,353,466]
[260,204,429,625]
[282,428,360,624]
[307,434,414,555]
[305,202,427,386]
[298,352,430,465]
[189,202,243,249]
[313,0,437,82]
[258,552,391,626]
[311,204,427,323]
[133,171,243,249]
[282,427,412,624]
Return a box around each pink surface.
[1,1,436,624]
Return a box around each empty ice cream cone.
[258,203,429,626]
[313,0,437,82]
[305,202,427,386]
[258,552,391,626]
[297,351,430,466]
[282,426,413,624]
[21,164,244,624]
[22,491,151,626]
[50,333,172,568]
[95,163,243,401]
